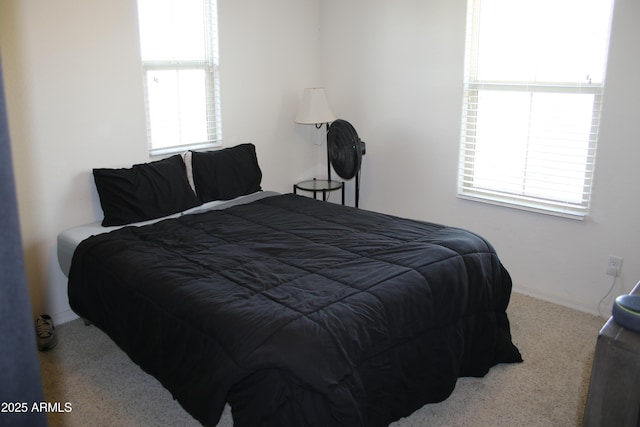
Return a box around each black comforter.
[68,193,522,426]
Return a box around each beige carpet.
[38,292,605,426]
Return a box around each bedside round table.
[293,178,344,205]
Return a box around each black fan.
[327,119,366,207]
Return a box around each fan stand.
[325,161,360,208]
[355,170,361,208]
[325,123,332,183]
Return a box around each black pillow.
[191,143,262,203]
[93,155,202,226]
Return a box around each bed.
[61,144,522,426]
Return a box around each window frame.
[137,0,222,157]
[457,0,612,220]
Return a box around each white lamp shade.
[295,88,336,125]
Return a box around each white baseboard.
[513,285,602,318]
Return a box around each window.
[136,0,221,156]
[458,0,614,219]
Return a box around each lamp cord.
[598,275,618,319]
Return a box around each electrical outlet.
[606,255,623,277]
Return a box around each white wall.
[321,0,640,315]
[2,0,638,322]
[1,0,149,323]
[217,0,328,189]
[0,0,324,323]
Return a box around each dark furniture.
[584,281,640,427]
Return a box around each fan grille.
[327,119,362,180]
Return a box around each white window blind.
[458,0,614,219]
[137,0,222,156]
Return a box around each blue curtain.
[0,58,47,425]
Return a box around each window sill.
[149,141,221,157]
[457,191,587,221]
